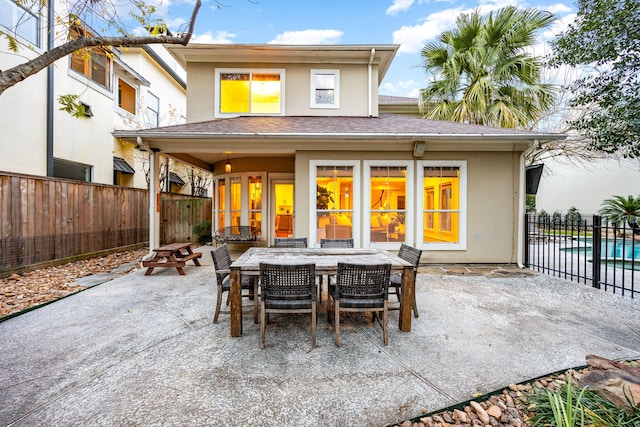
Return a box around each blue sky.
[160,0,576,98]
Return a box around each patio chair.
[319,238,354,296]
[389,243,422,318]
[273,237,308,248]
[259,262,318,349]
[328,262,391,346]
[210,244,258,323]
[319,238,354,248]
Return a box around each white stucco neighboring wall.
[535,158,640,215]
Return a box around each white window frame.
[214,68,286,118]
[309,160,360,247]
[363,160,414,249]
[0,0,40,48]
[146,91,159,127]
[310,69,340,109]
[416,160,467,250]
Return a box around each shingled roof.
[115,114,562,141]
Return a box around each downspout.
[367,48,375,117]
[46,0,54,176]
[516,140,537,268]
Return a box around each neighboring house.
[535,157,640,216]
[114,44,564,263]
[0,2,204,193]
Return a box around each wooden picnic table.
[228,247,415,337]
[142,242,202,276]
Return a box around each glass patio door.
[271,180,294,242]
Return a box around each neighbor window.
[0,0,40,47]
[310,69,340,108]
[417,161,467,250]
[53,158,92,182]
[117,79,136,115]
[146,92,159,127]
[364,161,413,246]
[69,26,111,89]
[312,162,358,245]
[215,69,284,116]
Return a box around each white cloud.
[381,82,398,94]
[269,29,343,45]
[386,0,416,15]
[191,31,237,44]
[392,8,464,54]
[542,3,573,14]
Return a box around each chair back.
[320,238,354,248]
[274,237,308,248]
[398,244,422,277]
[335,263,391,303]
[211,244,232,283]
[259,263,317,305]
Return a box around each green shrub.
[552,211,563,228]
[564,207,582,226]
[193,220,212,245]
[537,210,550,228]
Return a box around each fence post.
[524,213,530,268]
[591,215,601,289]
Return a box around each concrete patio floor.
[1,245,639,426]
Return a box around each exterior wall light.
[224,155,232,173]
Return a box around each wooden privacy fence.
[0,173,149,272]
[160,193,212,245]
[0,173,213,273]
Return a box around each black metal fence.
[525,214,638,298]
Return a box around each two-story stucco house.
[114,43,565,264]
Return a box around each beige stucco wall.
[185,62,378,123]
[293,150,522,263]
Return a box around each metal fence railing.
[525,214,638,298]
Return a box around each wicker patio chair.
[259,262,317,349]
[273,237,308,248]
[328,262,391,346]
[389,243,422,318]
[210,244,258,323]
[319,238,354,248]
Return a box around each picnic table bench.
[214,226,258,246]
[143,242,202,275]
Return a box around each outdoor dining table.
[228,247,415,337]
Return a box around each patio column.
[148,148,161,252]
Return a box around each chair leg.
[412,293,419,318]
[311,302,317,349]
[383,302,389,346]
[334,301,341,347]
[213,285,223,323]
[253,278,259,324]
[259,302,266,349]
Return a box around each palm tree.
[420,6,557,129]
[598,195,640,234]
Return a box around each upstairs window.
[0,0,40,47]
[69,26,111,89]
[146,92,159,127]
[117,79,136,115]
[310,69,339,108]
[216,69,284,117]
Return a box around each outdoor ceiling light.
[224,155,232,173]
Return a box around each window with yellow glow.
[218,71,282,115]
[249,176,262,236]
[316,166,353,243]
[423,166,460,244]
[369,166,407,243]
[216,179,226,229]
[230,177,241,227]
